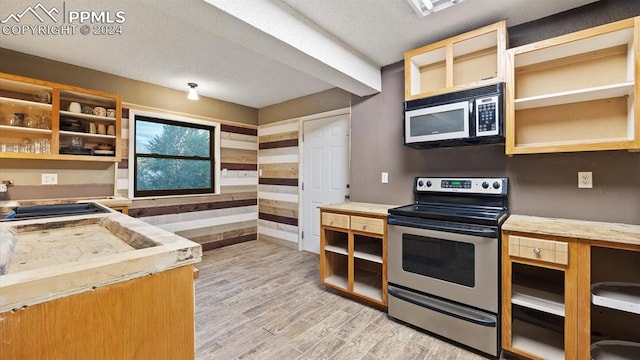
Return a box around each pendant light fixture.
[187,82,199,100]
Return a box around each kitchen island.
[0,209,202,359]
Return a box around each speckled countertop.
[0,211,201,313]
[318,202,400,217]
[503,215,640,247]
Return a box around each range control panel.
[415,177,508,195]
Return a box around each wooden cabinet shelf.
[512,284,565,317]
[506,17,639,154]
[591,282,640,314]
[0,72,121,162]
[511,319,565,360]
[319,203,391,308]
[404,21,507,100]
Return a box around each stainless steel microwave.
[404,83,504,148]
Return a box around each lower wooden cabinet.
[502,215,640,360]
[319,202,396,308]
[502,232,578,359]
[0,265,197,359]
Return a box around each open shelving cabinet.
[505,17,640,154]
[404,21,507,100]
[0,72,122,162]
[502,233,578,360]
[320,209,388,308]
[503,215,640,360]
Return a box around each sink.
[0,211,201,312]
[2,216,159,275]
[1,203,111,222]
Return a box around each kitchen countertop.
[0,196,132,209]
[0,210,201,313]
[318,202,399,217]
[503,215,640,246]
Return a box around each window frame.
[128,110,221,199]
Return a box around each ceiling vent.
[406,0,464,16]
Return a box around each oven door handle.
[387,216,498,238]
[388,285,497,327]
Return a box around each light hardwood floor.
[194,240,490,360]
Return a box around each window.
[130,110,220,198]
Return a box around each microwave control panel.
[475,95,499,136]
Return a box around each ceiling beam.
[203,0,382,97]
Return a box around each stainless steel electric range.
[387,177,508,356]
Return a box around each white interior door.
[301,114,350,253]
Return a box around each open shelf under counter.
[353,269,383,302]
[514,82,634,110]
[324,243,348,256]
[353,242,383,264]
[324,273,348,291]
[512,284,565,317]
[511,319,565,360]
[592,282,640,315]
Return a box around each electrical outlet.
[0,184,7,192]
[42,173,58,185]
[578,171,592,189]
[381,172,388,184]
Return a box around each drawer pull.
[362,224,367,229]
[533,248,541,255]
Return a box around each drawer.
[350,216,384,234]
[508,235,568,265]
[322,212,350,229]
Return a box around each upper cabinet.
[404,21,507,101]
[0,73,122,162]
[505,17,640,155]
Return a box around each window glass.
[133,114,215,197]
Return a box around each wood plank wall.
[117,108,258,251]
[257,118,300,248]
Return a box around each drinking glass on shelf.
[21,138,33,153]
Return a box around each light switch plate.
[381,172,388,184]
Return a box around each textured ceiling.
[0,0,598,108]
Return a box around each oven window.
[402,234,475,287]
[409,109,466,136]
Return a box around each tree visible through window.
[133,114,215,197]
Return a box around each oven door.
[404,100,470,144]
[388,223,498,312]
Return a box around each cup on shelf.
[81,105,93,114]
[33,90,51,104]
[88,123,97,134]
[93,107,107,117]
[69,136,84,148]
[20,138,33,153]
[106,108,116,118]
[97,123,106,135]
[107,125,115,136]
[12,113,25,127]
[68,102,82,113]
